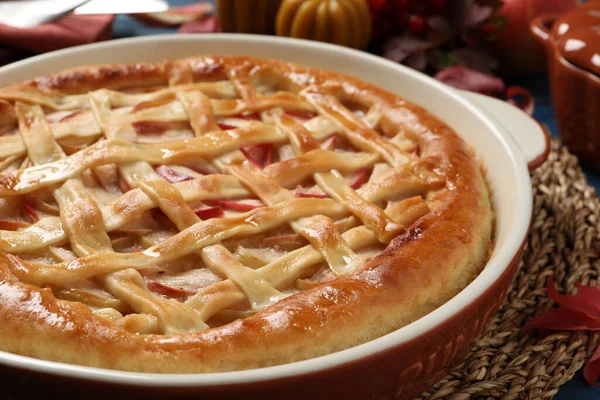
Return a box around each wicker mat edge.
[417,139,600,400]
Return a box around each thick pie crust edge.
[0,57,493,373]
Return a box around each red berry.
[370,0,387,11]
[427,0,446,14]
[408,14,426,35]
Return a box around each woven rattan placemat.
[418,139,600,399]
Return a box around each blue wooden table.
[112,1,600,397]
[508,75,600,399]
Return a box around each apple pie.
[0,56,493,373]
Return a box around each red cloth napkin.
[0,13,114,53]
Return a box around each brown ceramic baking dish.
[0,35,549,399]
[531,1,600,173]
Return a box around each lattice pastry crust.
[0,56,493,373]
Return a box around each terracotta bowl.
[0,35,549,399]
[531,1,600,173]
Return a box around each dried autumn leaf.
[585,346,600,386]
[434,66,504,94]
[576,282,600,305]
[526,307,600,331]
[526,277,600,386]
[383,35,434,64]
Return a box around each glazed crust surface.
[0,56,493,373]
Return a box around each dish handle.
[530,13,559,48]
[458,90,550,171]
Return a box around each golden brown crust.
[0,56,492,372]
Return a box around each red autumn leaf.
[435,68,536,115]
[546,277,600,319]
[526,278,600,331]
[576,281,600,306]
[350,168,372,190]
[240,143,272,168]
[204,199,264,211]
[585,344,600,386]
[525,277,600,386]
[383,35,434,65]
[155,165,193,184]
[194,206,225,220]
[434,66,505,94]
[506,86,534,116]
[526,307,600,331]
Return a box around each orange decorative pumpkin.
[217,0,283,34]
[276,0,372,50]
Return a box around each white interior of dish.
[0,35,532,385]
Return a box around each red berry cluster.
[369,0,447,41]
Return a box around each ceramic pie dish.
[0,34,548,399]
